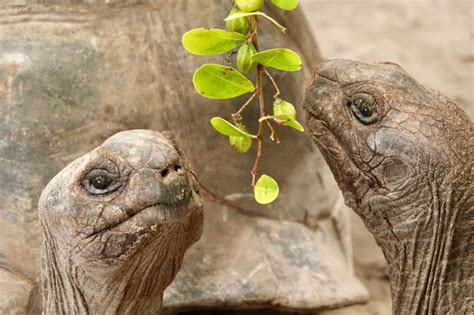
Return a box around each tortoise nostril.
[160,168,169,178]
[160,163,183,178]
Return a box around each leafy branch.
[182,0,303,204]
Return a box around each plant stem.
[250,16,259,50]
[264,68,281,99]
[251,121,263,186]
[234,91,257,116]
[265,120,280,143]
[250,16,265,186]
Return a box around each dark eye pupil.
[353,98,373,117]
[91,175,112,190]
[359,105,372,117]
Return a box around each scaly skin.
[38,130,203,314]
[304,60,473,314]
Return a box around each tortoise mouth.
[89,186,200,238]
[306,111,374,209]
[96,191,203,260]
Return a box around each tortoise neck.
[40,226,181,315]
[370,185,473,314]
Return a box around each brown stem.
[264,68,281,99]
[265,120,280,143]
[251,122,263,186]
[251,62,266,186]
[250,16,259,51]
[234,91,257,116]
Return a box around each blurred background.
[301,0,473,313]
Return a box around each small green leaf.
[237,42,258,74]
[273,99,296,120]
[252,48,302,71]
[283,119,304,132]
[210,117,257,138]
[254,175,279,204]
[193,64,255,99]
[229,135,252,153]
[182,28,247,56]
[235,0,264,13]
[226,8,250,35]
[225,11,287,33]
[271,0,299,11]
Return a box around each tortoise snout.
[159,161,185,181]
[157,161,194,204]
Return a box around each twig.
[265,120,280,143]
[250,16,259,51]
[234,91,257,116]
[264,68,281,99]
[251,122,264,186]
[249,15,266,186]
[251,62,266,186]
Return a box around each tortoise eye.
[82,169,121,195]
[90,175,113,190]
[349,95,378,124]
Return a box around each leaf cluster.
[182,0,301,204]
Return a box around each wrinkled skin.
[38,130,203,314]
[304,59,473,314]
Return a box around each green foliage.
[273,100,304,132]
[271,0,299,11]
[226,8,250,34]
[237,42,258,73]
[282,119,304,132]
[273,99,296,120]
[182,1,303,204]
[252,49,302,71]
[210,117,257,138]
[254,175,279,204]
[230,135,253,153]
[235,0,264,13]
[225,10,287,32]
[193,64,255,99]
[182,28,247,55]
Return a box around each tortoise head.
[38,129,203,313]
[304,60,471,228]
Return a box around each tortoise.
[304,59,473,314]
[39,129,203,314]
[0,1,366,313]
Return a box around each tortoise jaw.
[306,112,374,210]
[86,190,202,260]
[86,185,199,240]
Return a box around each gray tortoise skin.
[39,130,203,314]
[304,59,473,314]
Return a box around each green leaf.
[273,99,296,120]
[283,119,304,132]
[229,135,252,153]
[225,11,287,33]
[210,117,257,138]
[235,0,264,13]
[237,42,258,74]
[182,28,247,56]
[271,0,299,11]
[254,175,279,204]
[226,8,250,35]
[251,48,302,71]
[193,64,255,99]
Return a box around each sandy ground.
[299,0,473,314]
